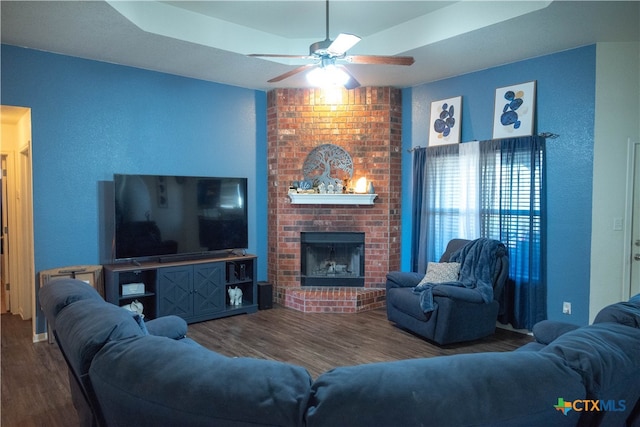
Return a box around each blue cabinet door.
[193,262,225,316]
[157,266,193,318]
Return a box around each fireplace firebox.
[300,232,365,287]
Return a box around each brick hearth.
[284,287,387,314]
[267,87,402,313]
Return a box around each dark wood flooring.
[1,306,532,426]
[1,313,79,427]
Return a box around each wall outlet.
[562,301,572,315]
[613,217,623,231]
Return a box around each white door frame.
[1,152,21,316]
[623,138,640,298]
[1,154,12,312]
[21,145,35,328]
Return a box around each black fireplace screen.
[300,232,365,286]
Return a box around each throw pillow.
[418,262,461,285]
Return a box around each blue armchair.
[386,238,509,345]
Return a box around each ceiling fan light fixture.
[306,64,349,88]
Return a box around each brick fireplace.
[267,87,402,313]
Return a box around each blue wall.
[1,45,268,333]
[3,43,597,331]
[402,45,596,325]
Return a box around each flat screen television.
[113,174,248,262]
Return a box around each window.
[412,136,546,329]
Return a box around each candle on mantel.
[354,177,368,193]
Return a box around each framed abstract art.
[429,96,462,146]
[492,80,536,139]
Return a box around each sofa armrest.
[531,320,580,345]
[385,271,423,289]
[145,315,187,340]
[432,285,484,304]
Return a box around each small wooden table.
[39,265,104,343]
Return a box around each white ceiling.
[1,1,638,91]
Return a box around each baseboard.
[496,322,532,336]
[32,332,48,343]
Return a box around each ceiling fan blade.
[267,64,316,83]
[340,66,361,90]
[248,54,313,60]
[327,33,361,56]
[346,55,415,66]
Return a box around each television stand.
[104,254,258,324]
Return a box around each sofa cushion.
[306,351,584,427]
[439,238,471,262]
[90,335,313,427]
[145,315,187,339]
[532,320,581,345]
[593,297,640,328]
[387,287,430,321]
[55,299,145,376]
[39,278,103,330]
[515,341,546,352]
[386,271,423,288]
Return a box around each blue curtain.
[410,136,546,330]
[410,147,428,272]
[411,144,462,272]
[491,136,547,330]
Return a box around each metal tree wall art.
[303,144,353,188]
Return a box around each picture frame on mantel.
[429,96,462,146]
[492,80,536,139]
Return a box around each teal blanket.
[413,238,506,313]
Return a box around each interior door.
[631,143,640,297]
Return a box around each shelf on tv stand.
[104,254,258,323]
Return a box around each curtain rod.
[407,132,559,152]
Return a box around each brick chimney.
[267,87,402,312]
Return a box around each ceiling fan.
[248,0,415,89]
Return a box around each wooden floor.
[1,313,79,427]
[1,306,532,426]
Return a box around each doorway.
[0,106,35,338]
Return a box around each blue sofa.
[40,279,640,427]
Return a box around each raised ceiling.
[1,1,638,90]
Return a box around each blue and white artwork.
[492,81,536,139]
[429,96,462,146]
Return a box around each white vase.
[367,181,375,194]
